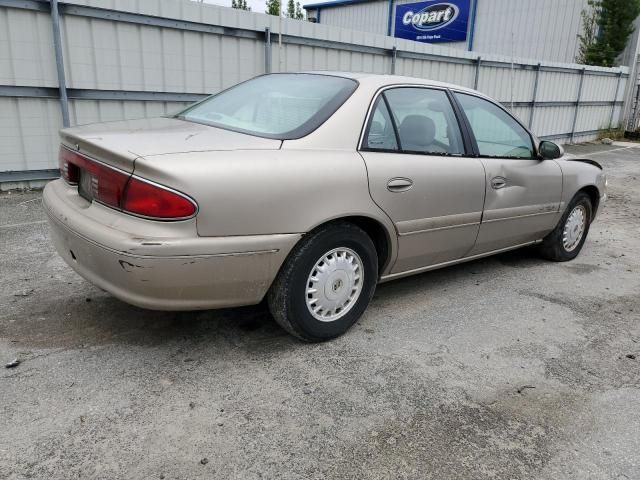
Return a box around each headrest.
[398,115,436,149]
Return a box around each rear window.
[176,74,358,140]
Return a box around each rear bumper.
[43,180,301,310]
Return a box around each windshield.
[176,74,358,140]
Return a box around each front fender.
[556,157,606,218]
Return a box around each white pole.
[279,0,283,72]
[511,31,514,112]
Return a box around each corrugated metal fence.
[0,0,629,185]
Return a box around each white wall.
[312,0,595,63]
[472,0,591,63]
[0,0,629,177]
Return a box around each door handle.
[387,178,414,192]
[491,176,507,189]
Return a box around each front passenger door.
[453,92,563,255]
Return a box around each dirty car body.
[44,72,607,341]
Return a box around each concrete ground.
[1,143,639,480]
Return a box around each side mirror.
[539,140,563,160]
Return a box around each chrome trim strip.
[396,211,482,236]
[398,222,480,236]
[60,143,131,176]
[379,240,542,282]
[482,203,560,223]
[482,210,557,223]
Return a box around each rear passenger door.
[452,92,562,255]
[360,87,486,274]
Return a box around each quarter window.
[364,98,398,151]
[455,93,534,159]
[384,88,464,155]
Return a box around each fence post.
[630,84,640,131]
[50,0,70,128]
[528,63,541,129]
[608,70,623,130]
[264,27,272,74]
[474,56,481,90]
[390,46,397,75]
[570,68,586,144]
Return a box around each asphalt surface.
[1,142,639,480]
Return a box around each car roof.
[300,71,484,97]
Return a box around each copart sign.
[394,0,470,43]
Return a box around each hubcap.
[306,247,364,322]
[563,205,587,252]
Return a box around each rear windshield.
[176,74,358,140]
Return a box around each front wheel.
[267,223,378,342]
[538,192,593,261]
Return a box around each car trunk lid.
[60,117,281,173]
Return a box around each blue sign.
[394,0,469,43]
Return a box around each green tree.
[286,0,295,17]
[286,0,304,19]
[265,0,281,16]
[577,0,640,66]
[231,0,251,10]
[577,0,600,63]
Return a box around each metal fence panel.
[532,106,577,138]
[0,0,630,182]
[320,0,389,36]
[0,97,61,172]
[0,6,58,87]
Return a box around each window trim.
[450,90,539,160]
[382,94,402,151]
[358,84,473,157]
[361,95,401,152]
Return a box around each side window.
[384,88,464,155]
[364,98,398,151]
[455,93,534,159]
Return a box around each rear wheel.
[267,223,378,342]
[538,192,592,261]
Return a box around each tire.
[267,222,378,342]
[538,192,593,262]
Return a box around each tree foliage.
[231,0,251,10]
[286,0,305,19]
[577,0,640,66]
[265,0,281,16]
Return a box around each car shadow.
[4,247,542,351]
[374,245,541,298]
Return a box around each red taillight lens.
[59,147,80,184]
[58,145,196,220]
[59,146,129,209]
[90,163,130,208]
[122,177,197,219]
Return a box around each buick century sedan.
[44,72,607,341]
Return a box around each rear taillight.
[122,177,197,219]
[58,146,197,220]
[59,147,80,184]
[59,146,129,209]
